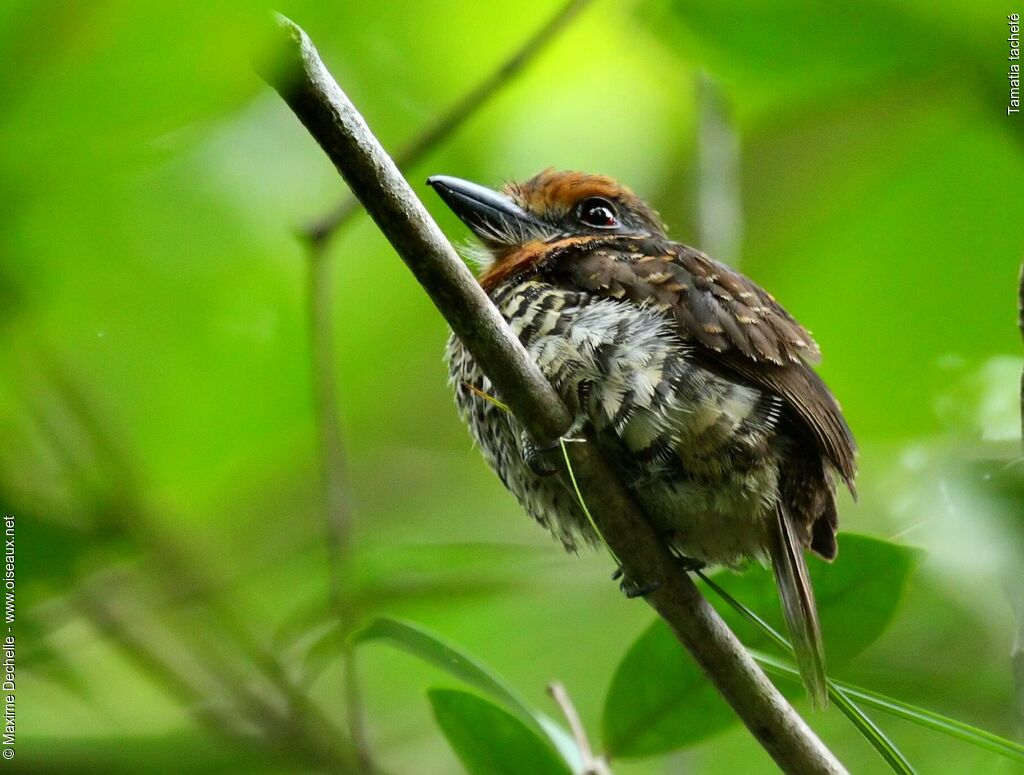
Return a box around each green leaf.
[428,688,573,775]
[354,617,578,768]
[353,617,540,733]
[754,652,1024,765]
[837,685,1024,764]
[644,555,919,772]
[741,647,917,775]
[712,534,922,669]
[602,534,920,758]
[755,649,1024,768]
[602,617,734,757]
[271,542,537,668]
[826,685,916,775]
[704,570,1017,774]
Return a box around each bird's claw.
[618,575,662,599]
[520,418,588,478]
[613,553,703,599]
[522,438,562,477]
[614,565,661,597]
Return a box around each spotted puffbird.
[429,169,857,707]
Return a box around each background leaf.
[428,688,573,775]
[754,651,1024,765]
[355,617,578,767]
[712,534,923,668]
[602,615,734,758]
[602,534,921,758]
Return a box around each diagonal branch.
[258,16,849,775]
[302,0,592,248]
[299,12,592,760]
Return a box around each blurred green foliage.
[2,0,1023,773]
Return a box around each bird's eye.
[577,197,619,229]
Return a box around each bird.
[428,169,856,707]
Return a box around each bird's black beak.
[427,175,544,244]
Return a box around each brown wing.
[567,240,857,494]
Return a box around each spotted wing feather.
[566,241,857,494]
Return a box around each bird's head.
[428,169,666,268]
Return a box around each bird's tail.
[768,502,828,709]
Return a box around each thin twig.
[258,17,848,775]
[1013,592,1024,741]
[307,249,355,560]
[341,639,375,772]
[548,682,611,775]
[696,72,743,266]
[302,0,592,248]
[305,239,374,772]
[304,92,376,775]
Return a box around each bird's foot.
[612,567,662,598]
[619,575,662,599]
[520,418,588,478]
[612,552,704,599]
[521,437,561,477]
